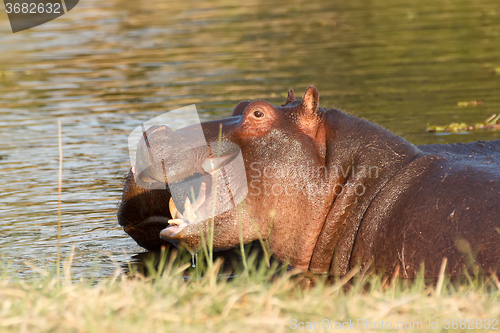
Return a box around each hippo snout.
[120,121,248,252]
[117,169,173,251]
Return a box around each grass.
[0,247,499,333]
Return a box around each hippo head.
[118,86,343,268]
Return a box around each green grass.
[0,246,499,333]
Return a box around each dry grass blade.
[63,244,76,283]
[434,257,447,296]
[57,120,63,282]
[330,266,360,293]
[391,264,400,293]
[23,261,49,277]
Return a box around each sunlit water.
[0,0,499,279]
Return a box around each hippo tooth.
[193,182,206,212]
[169,197,184,219]
[169,197,178,219]
[184,197,197,223]
[168,219,184,226]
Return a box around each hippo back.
[418,139,500,158]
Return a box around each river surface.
[0,0,499,279]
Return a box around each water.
[0,0,499,279]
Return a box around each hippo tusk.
[169,197,185,220]
[184,197,197,223]
[168,219,185,226]
[169,197,178,219]
[168,181,208,227]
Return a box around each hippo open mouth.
[131,130,247,243]
[159,153,235,238]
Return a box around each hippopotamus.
[118,86,500,278]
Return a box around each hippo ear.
[282,88,296,106]
[232,101,252,116]
[298,86,326,161]
[300,86,319,116]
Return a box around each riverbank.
[1,249,498,333]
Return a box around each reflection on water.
[0,0,499,278]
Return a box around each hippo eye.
[253,110,264,118]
